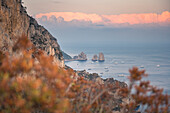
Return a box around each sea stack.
[73,52,87,61]
[99,53,105,62]
[92,54,98,61]
[78,52,87,61]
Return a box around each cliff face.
[0,0,64,67]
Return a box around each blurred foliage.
[119,67,169,113]
[0,36,169,113]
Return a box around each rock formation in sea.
[92,54,98,61]
[73,52,87,61]
[0,0,64,67]
[99,52,105,61]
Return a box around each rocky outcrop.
[99,52,105,61]
[77,52,87,61]
[76,70,127,88]
[73,52,87,61]
[76,70,131,113]
[92,54,98,61]
[0,0,64,67]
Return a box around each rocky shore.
[75,70,134,113]
[76,70,127,88]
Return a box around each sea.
[64,45,170,94]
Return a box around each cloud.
[35,11,170,27]
[102,11,170,25]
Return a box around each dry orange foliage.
[119,67,169,113]
[0,36,169,113]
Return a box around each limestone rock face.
[0,0,64,67]
[99,53,105,61]
[92,54,98,61]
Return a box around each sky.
[23,0,170,27]
[23,0,170,49]
[23,0,170,15]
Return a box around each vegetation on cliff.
[0,36,169,113]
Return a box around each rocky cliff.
[0,0,64,67]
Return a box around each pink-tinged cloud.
[36,12,103,23]
[102,11,170,25]
[36,11,170,27]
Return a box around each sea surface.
[64,45,170,94]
